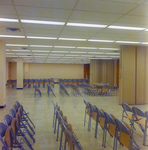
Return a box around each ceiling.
[0,0,148,64]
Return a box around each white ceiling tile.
[0,5,17,15]
[13,0,78,9]
[128,5,148,16]
[16,6,72,19]
[75,0,138,14]
[70,11,122,22]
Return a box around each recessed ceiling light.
[27,36,57,39]
[6,56,18,57]
[88,52,104,54]
[116,41,140,44]
[32,50,50,52]
[108,25,145,30]
[59,38,87,41]
[70,51,87,54]
[88,39,114,42]
[48,57,61,58]
[6,53,15,55]
[6,49,10,51]
[16,53,32,55]
[19,56,32,57]
[77,47,97,49]
[105,53,120,55]
[0,35,25,38]
[30,45,53,47]
[67,23,107,28]
[141,42,148,44]
[0,18,19,22]
[81,55,94,57]
[99,48,119,50]
[21,19,65,25]
[95,56,109,57]
[51,51,68,53]
[34,56,47,57]
[54,46,75,48]
[11,50,30,52]
[6,44,28,47]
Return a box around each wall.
[119,45,148,105]
[9,63,84,79]
[90,59,116,87]
[84,64,90,79]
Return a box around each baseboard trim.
[0,104,6,109]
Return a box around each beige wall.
[9,62,17,80]
[9,63,84,79]
[90,59,115,87]
[119,45,148,105]
[17,58,23,88]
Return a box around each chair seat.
[125,115,144,121]
[100,117,105,128]
[92,112,97,121]
[136,118,147,127]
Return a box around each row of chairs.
[71,84,82,97]
[7,80,17,88]
[59,79,90,87]
[7,78,54,88]
[0,101,35,150]
[83,100,141,150]
[122,102,148,146]
[33,83,56,97]
[59,83,70,97]
[83,83,117,96]
[52,101,83,150]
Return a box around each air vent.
[6,28,21,32]
[21,47,27,49]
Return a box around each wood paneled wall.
[90,59,117,87]
[84,64,90,79]
[119,45,148,105]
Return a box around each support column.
[0,40,6,108]
[17,58,23,89]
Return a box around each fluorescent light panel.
[0,35,25,38]
[21,19,65,25]
[105,53,119,55]
[141,42,148,44]
[77,47,97,49]
[33,54,48,55]
[99,48,119,50]
[116,41,140,44]
[27,36,57,39]
[30,45,52,47]
[70,51,87,54]
[6,44,28,46]
[65,55,79,56]
[0,18,19,22]
[67,23,107,28]
[108,25,145,30]
[11,50,30,52]
[32,50,50,52]
[51,51,68,53]
[88,52,104,54]
[54,46,75,48]
[59,38,87,41]
[88,39,114,42]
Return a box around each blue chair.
[47,84,56,97]
[28,79,34,88]
[4,114,33,150]
[115,118,141,150]
[10,108,35,143]
[39,79,44,88]
[0,122,24,150]
[109,84,117,96]
[15,101,35,129]
[101,84,109,96]
[33,83,41,97]
[7,79,13,87]
[132,107,148,146]
[12,79,17,88]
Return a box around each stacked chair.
[52,101,83,150]
[83,100,141,150]
[71,84,82,96]
[122,102,148,146]
[0,101,35,150]
[47,83,56,97]
[59,83,70,97]
[33,83,41,97]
